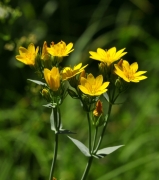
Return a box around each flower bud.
[42,89,51,101]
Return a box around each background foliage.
[0,0,159,179]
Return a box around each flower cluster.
[15,40,147,105]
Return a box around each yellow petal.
[74,63,82,70]
[134,71,147,76]
[97,48,106,58]
[66,42,74,53]
[115,48,127,59]
[122,60,130,69]
[108,47,116,56]
[28,43,35,54]
[19,47,28,55]
[89,51,102,61]
[95,75,103,87]
[87,74,95,85]
[130,62,138,72]
[78,85,90,95]
[44,68,51,85]
[99,82,110,90]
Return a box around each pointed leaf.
[95,145,124,158]
[68,136,91,157]
[103,92,109,102]
[28,79,46,86]
[50,109,56,132]
[67,89,79,99]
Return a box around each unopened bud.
[42,89,51,101]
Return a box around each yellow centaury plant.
[15,40,147,180]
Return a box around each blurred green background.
[0,0,159,179]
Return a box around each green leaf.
[28,79,46,86]
[50,108,56,132]
[103,92,109,102]
[43,103,55,108]
[50,108,62,133]
[58,129,76,134]
[68,136,91,157]
[94,145,124,159]
[67,89,79,99]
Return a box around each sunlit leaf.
[68,136,91,157]
[103,92,109,102]
[50,108,56,132]
[28,79,46,86]
[94,145,124,159]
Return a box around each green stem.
[80,111,93,180]
[81,156,93,180]
[95,103,112,152]
[49,132,58,180]
[49,105,60,180]
[87,112,92,154]
[92,126,98,152]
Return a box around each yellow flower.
[62,63,88,80]
[78,74,109,96]
[93,100,103,117]
[15,43,39,65]
[44,67,60,91]
[89,47,127,66]
[47,41,74,57]
[41,41,50,60]
[114,60,147,82]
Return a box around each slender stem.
[49,105,60,180]
[80,111,93,180]
[81,157,93,180]
[92,126,98,152]
[87,111,92,154]
[49,132,58,180]
[95,103,112,152]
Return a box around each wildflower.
[47,41,74,57]
[89,47,127,66]
[114,60,147,82]
[15,43,39,65]
[78,74,109,96]
[41,41,50,60]
[93,100,103,116]
[44,67,60,91]
[62,63,88,81]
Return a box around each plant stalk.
[81,156,93,180]
[49,132,58,180]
